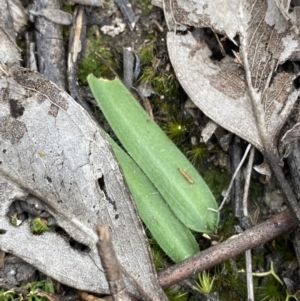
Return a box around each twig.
[231,136,243,218]
[266,150,300,224]
[123,47,134,89]
[68,6,96,117]
[219,143,252,210]
[34,0,66,90]
[242,146,255,301]
[95,52,119,78]
[114,0,137,31]
[96,224,130,301]
[158,209,297,288]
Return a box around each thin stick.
[158,209,297,288]
[96,224,130,301]
[219,143,252,210]
[242,146,255,301]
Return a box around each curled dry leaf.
[0,64,167,301]
[281,122,300,145]
[163,0,300,152]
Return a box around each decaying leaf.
[0,64,167,301]
[0,1,20,66]
[162,0,300,152]
[281,122,300,145]
[167,33,262,150]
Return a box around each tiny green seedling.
[194,270,215,295]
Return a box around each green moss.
[146,229,170,270]
[272,236,296,263]
[78,28,119,85]
[203,168,231,200]
[165,287,189,301]
[249,180,264,200]
[256,277,286,301]
[186,144,207,168]
[139,0,154,14]
[212,262,247,300]
[162,117,192,143]
[61,3,74,14]
[137,40,181,116]
[139,41,155,66]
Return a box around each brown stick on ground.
[158,209,297,288]
[96,225,130,301]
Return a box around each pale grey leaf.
[201,121,218,143]
[7,0,28,32]
[0,1,21,66]
[253,162,272,177]
[165,0,300,152]
[161,0,244,40]
[0,64,166,301]
[29,9,72,25]
[281,122,300,144]
[167,32,263,150]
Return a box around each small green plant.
[0,289,15,301]
[186,144,207,168]
[0,279,55,301]
[25,279,55,301]
[165,287,188,301]
[10,213,21,226]
[103,130,199,262]
[253,262,300,301]
[194,270,215,295]
[162,117,191,143]
[30,218,53,234]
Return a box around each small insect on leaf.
[178,168,194,184]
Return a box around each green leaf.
[88,76,219,233]
[104,131,199,262]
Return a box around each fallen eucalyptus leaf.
[0,64,167,301]
[0,1,20,66]
[7,0,28,32]
[281,123,300,145]
[167,32,263,151]
[159,0,300,152]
